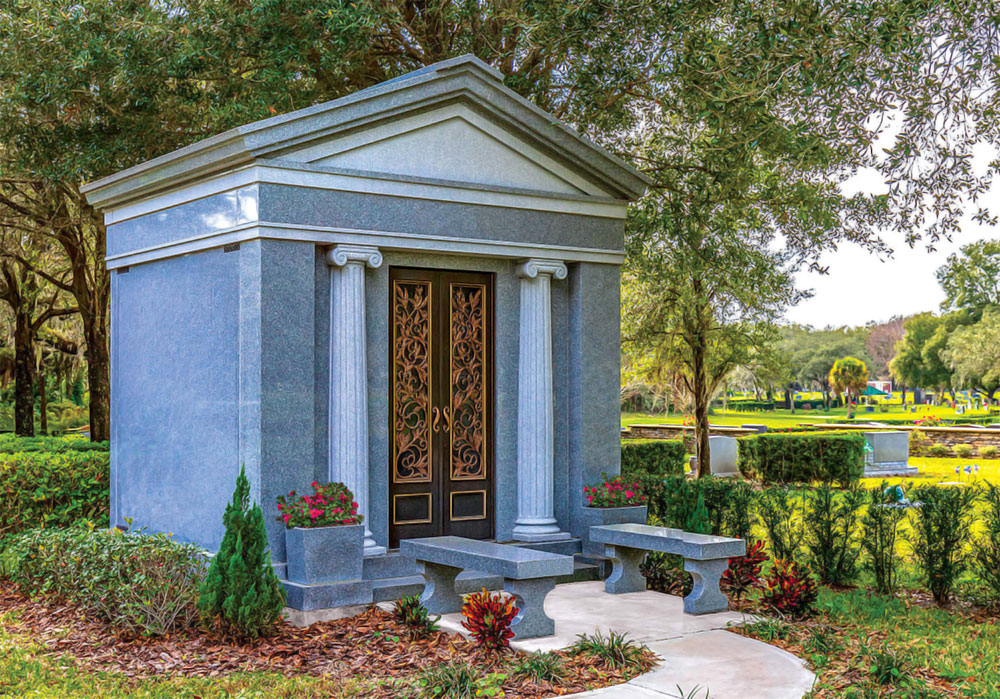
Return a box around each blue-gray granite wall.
[111,247,241,549]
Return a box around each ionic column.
[327,244,385,556]
[513,259,570,542]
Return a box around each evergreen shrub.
[198,466,285,640]
[927,443,953,458]
[909,484,978,604]
[0,434,109,453]
[860,484,907,594]
[974,483,1000,603]
[0,450,109,535]
[804,483,864,585]
[620,440,686,476]
[757,487,804,562]
[0,524,204,636]
[738,433,865,485]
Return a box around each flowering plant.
[276,481,363,528]
[584,476,647,508]
[915,414,941,427]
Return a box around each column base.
[363,543,387,557]
[512,530,572,543]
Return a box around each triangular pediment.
[83,55,650,211]
[287,105,594,196]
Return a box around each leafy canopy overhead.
[936,240,1000,314]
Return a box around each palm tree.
[829,357,869,419]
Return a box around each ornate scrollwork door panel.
[389,268,494,548]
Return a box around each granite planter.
[579,505,647,556]
[285,524,364,585]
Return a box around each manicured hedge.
[621,439,687,476]
[0,434,109,453]
[0,450,110,536]
[738,432,865,486]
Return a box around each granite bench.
[589,523,745,615]
[400,536,574,638]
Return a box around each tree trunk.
[85,325,110,442]
[692,338,711,479]
[13,312,34,437]
[38,367,47,435]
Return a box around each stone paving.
[431,580,816,699]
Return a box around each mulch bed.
[730,617,961,697]
[0,583,656,697]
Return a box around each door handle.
[442,407,451,433]
[432,406,442,433]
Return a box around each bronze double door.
[389,267,494,548]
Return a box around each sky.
[783,151,998,329]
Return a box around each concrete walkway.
[433,581,815,699]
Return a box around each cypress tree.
[199,465,285,640]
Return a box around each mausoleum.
[83,55,651,609]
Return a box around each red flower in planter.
[585,476,646,507]
[276,482,364,528]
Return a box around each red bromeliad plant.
[585,476,647,508]
[721,539,768,600]
[761,559,818,620]
[461,588,518,652]
[276,481,363,528]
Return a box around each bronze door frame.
[388,267,495,548]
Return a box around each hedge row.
[621,439,687,476]
[0,434,109,453]
[738,432,865,486]
[0,450,110,536]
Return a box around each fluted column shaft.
[327,244,385,556]
[513,259,570,542]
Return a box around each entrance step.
[509,537,583,557]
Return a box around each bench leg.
[683,558,729,615]
[504,578,556,639]
[603,545,646,594]
[417,562,464,615]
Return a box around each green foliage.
[0,449,109,536]
[742,617,792,641]
[866,644,907,685]
[974,484,1000,603]
[953,444,974,459]
[980,445,1000,459]
[620,440,686,476]
[936,240,1000,314]
[804,484,864,586]
[860,486,908,594]
[392,595,440,639]
[927,443,953,458]
[198,466,285,640]
[738,433,865,486]
[513,651,565,683]
[685,492,711,535]
[569,630,649,673]
[943,308,1000,394]
[828,357,869,411]
[417,662,506,699]
[908,485,978,604]
[757,487,804,562]
[0,434,108,453]
[1,524,204,636]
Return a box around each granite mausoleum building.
[83,55,650,608]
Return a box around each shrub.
[909,430,930,455]
[757,487,804,562]
[974,483,1000,603]
[569,630,649,673]
[804,483,864,585]
[761,559,818,620]
[927,443,953,458]
[743,617,792,641]
[0,524,204,636]
[721,539,768,600]
[584,476,647,508]
[738,433,865,485]
[275,481,363,528]
[620,439,686,476]
[0,434,109,453]
[0,450,109,536]
[860,485,907,594]
[393,595,440,639]
[417,662,499,698]
[953,444,974,459]
[980,445,1000,459]
[460,588,517,653]
[198,466,286,640]
[908,485,978,604]
[514,651,565,683]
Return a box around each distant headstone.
[863,431,917,477]
[709,436,739,477]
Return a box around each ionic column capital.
[326,244,383,269]
[516,258,567,280]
